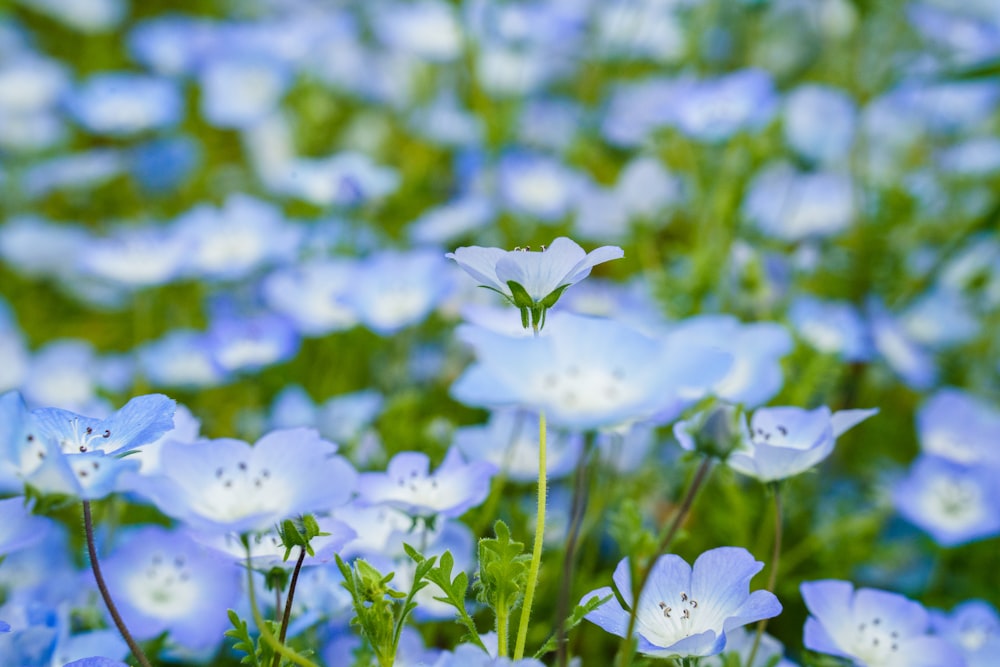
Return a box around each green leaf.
[225,609,262,667]
[533,594,611,658]
[474,520,530,614]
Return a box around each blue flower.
[743,162,856,241]
[686,405,877,482]
[102,525,242,652]
[788,296,871,362]
[0,497,52,556]
[497,153,583,222]
[671,69,777,143]
[431,643,545,666]
[917,388,1000,466]
[892,454,1000,547]
[582,547,782,658]
[65,73,182,136]
[930,600,1000,667]
[206,313,300,376]
[447,238,624,329]
[356,448,495,519]
[342,248,456,336]
[198,53,291,129]
[0,620,7,633]
[452,312,730,430]
[783,84,858,165]
[63,659,129,667]
[11,393,176,500]
[262,259,360,336]
[802,579,962,666]
[136,428,357,534]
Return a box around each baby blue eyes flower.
[581,547,782,658]
[357,448,496,519]
[801,579,961,667]
[679,405,877,482]
[891,454,1000,546]
[447,238,624,329]
[930,600,1000,667]
[136,427,357,534]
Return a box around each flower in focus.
[680,405,877,482]
[447,237,623,329]
[801,579,961,666]
[581,547,781,658]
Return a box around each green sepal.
[506,281,535,309]
[539,283,570,309]
[264,566,289,593]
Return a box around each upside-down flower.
[801,579,961,666]
[581,547,781,658]
[447,237,623,329]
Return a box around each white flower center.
[921,474,985,529]
[192,461,291,522]
[127,552,199,618]
[536,364,631,415]
[639,590,710,647]
[849,615,904,665]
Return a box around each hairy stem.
[513,409,547,660]
[271,547,307,667]
[746,484,783,667]
[618,456,713,667]
[83,501,153,667]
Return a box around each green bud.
[686,403,744,460]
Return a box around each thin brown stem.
[617,456,714,667]
[272,547,308,667]
[83,501,153,667]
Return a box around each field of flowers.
[1,0,999,665]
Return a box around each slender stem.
[83,501,154,667]
[512,409,547,660]
[618,456,714,667]
[244,547,320,667]
[555,434,594,667]
[746,484,783,667]
[271,547,307,667]
[497,601,509,658]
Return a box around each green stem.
[271,547,307,667]
[746,484,783,667]
[617,456,714,667]
[83,501,154,667]
[244,545,319,667]
[512,409,547,660]
[497,599,509,658]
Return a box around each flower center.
[851,615,903,664]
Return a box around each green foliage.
[225,609,264,667]
[474,520,530,616]
[416,548,488,652]
[532,593,611,658]
[336,551,436,667]
[609,499,656,562]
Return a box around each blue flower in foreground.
[136,428,357,534]
[684,405,876,482]
[581,547,781,658]
[891,455,1000,546]
[700,627,797,667]
[0,497,51,556]
[452,312,730,431]
[64,659,128,667]
[930,600,1000,667]
[802,579,961,666]
[448,237,623,329]
[0,620,8,632]
[357,448,495,518]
